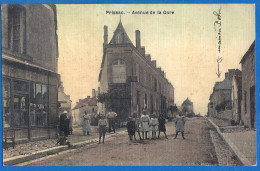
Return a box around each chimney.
[225,72,228,79]
[104,25,108,46]
[141,46,145,56]
[145,54,151,61]
[92,89,96,97]
[152,60,157,67]
[136,30,140,48]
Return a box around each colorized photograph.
[1,4,256,166]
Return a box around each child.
[57,131,71,147]
[133,112,142,140]
[150,114,158,139]
[98,114,108,144]
[158,114,168,139]
[126,117,136,141]
[140,110,150,139]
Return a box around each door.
[13,94,29,127]
[250,86,255,128]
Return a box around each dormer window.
[115,32,123,44]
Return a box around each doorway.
[250,86,255,128]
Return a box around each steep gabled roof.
[182,98,193,106]
[109,20,133,45]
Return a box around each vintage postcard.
[1,3,256,167]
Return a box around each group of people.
[82,109,117,144]
[126,110,168,141]
[126,110,186,141]
[58,109,186,146]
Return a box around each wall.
[241,46,255,128]
[1,4,58,72]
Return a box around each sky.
[56,4,255,115]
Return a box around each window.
[14,79,28,92]
[136,90,140,114]
[144,70,147,86]
[150,75,153,90]
[154,78,157,91]
[244,91,247,113]
[112,59,126,83]
[144,93,148,109]
[136,63,139,82]
[2,78,11,128]
[30,83,48,126]
[8,5,26,53]
[115,32,123,44]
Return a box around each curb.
[206,117,253,166]
[3,130,127,166]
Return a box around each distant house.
[181,98,194,116]
[72,96,98,126]
[208,69,241,120]
[240,41,255,129]
[232,75,242,124]
[58,82,72,116]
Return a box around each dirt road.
[23,117,241,166]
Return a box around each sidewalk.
[3,126,127,166]
[207,117,256,166]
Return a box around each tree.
[97,87,131,121]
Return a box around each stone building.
[208,69,241,120]
[231,74,242,124]
[98,20,174,119]
[240,41,255,129]
[2,4,60,142]
[181,98,194,116]
[72,95,98,126]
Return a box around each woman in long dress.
[174,114,185,139]
[140,111,150,139]
[82,111,91,135]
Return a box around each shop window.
[14,79,28,92]
[2,78,11,128]
[13,94,28,127]
[30,83,48,126]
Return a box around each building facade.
[208,69,241,120]
[72,96,98,126]
[2,4,60,142]
[98,20,174,119]
[181,98,194,116]
[58,82,72,116]
[240,41,255,129]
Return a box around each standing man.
[98,114,108,144]
[107,109,117,133]
[59,110,69,137]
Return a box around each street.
[21,117,241,166]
